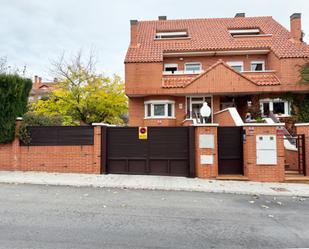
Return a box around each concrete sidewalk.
[0,171,308,197]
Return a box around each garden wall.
[0,123,101,174]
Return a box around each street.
[0,183,308,249]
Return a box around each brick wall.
[0,125,102,174]
[285,149,298,171]
[128,96,187,127]
[295,124,309,176]
[213,109,236,126]
[195,125,218,178]
[125,55,308,96]
[243,125,285,182]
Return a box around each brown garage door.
[218,127,243,175]
[102,127,195,177]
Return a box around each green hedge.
[0,74,32,143]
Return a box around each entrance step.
[216,175,249,181]
[285,170,302,175]
[285,174,309,183]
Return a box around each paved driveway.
[0,183,308,249]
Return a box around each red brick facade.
[125,15,309,127]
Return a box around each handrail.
[269,112,296,145]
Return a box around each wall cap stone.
[243,123,285,127]
[193,123,219,127]
[295,123,309,127]
[92,123,117,127]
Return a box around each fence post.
[12,118,23,170]
[92,125,102,174]
[194,124,219,179]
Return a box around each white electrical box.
[200,155,213,165]
[199,134,214,149]
[256,135,277,165]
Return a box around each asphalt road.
[0,184,308,249]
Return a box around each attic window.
[229,29,260,36]
[155,31,188,39]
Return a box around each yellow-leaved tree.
[31,52,127,125]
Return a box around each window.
[227,61,244,72]
[260,99,290,117]
[251,61,265,71]
[184,62,202,73]
[273,102,285,114]
[164,63,178,74]
[229,29,260,37]
[144,100,175,118]
[186,96,212,122]
[155,31,188,39]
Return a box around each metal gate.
[284,135,306,175]
[297,135,306,175]
[101,127,195,177]
[218,127,243,175]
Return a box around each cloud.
[0,0,308,80]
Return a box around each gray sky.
[1,0,308,81]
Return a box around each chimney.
[130,20,138,47]
[38,77,42,85]
[158,16,167,21]
[290,13,302,42]
[33,75,39,89]
[235,13,245,18]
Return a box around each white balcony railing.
[163,70,204,75]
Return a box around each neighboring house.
[29,75,57,102]
[125,13,309,127]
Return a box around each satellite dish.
[200,102,211,118]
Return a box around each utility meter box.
[256,135,277,165]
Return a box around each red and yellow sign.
[139,127,148,140]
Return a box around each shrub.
[0,74,32,143]
[298,95,309,122]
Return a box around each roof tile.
[125,17,309,63]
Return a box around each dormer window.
[184,62,202,73]
[251,61,265,71]
[155,31,188,39]
[164,63,178,74]
[229,28,260,37]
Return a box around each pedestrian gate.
[218,127,244,175]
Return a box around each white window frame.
[144,100,175,119]
[186,96,213,122]
[229,29,260,36]
[251,60,265,71]
[155,31,188,39]
[164,63,178,72]
[226,61,244,72]
[259,98,291,117]
[184,62,202,73]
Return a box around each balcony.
[163,70,204,75]
[162,68,280,89]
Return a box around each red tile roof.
[243,71,281,86]
[162,60,281,88]
[125,16,309,63]
[162,75,195,88]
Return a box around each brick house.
[125,13,309,127]
[29,75,57,102]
